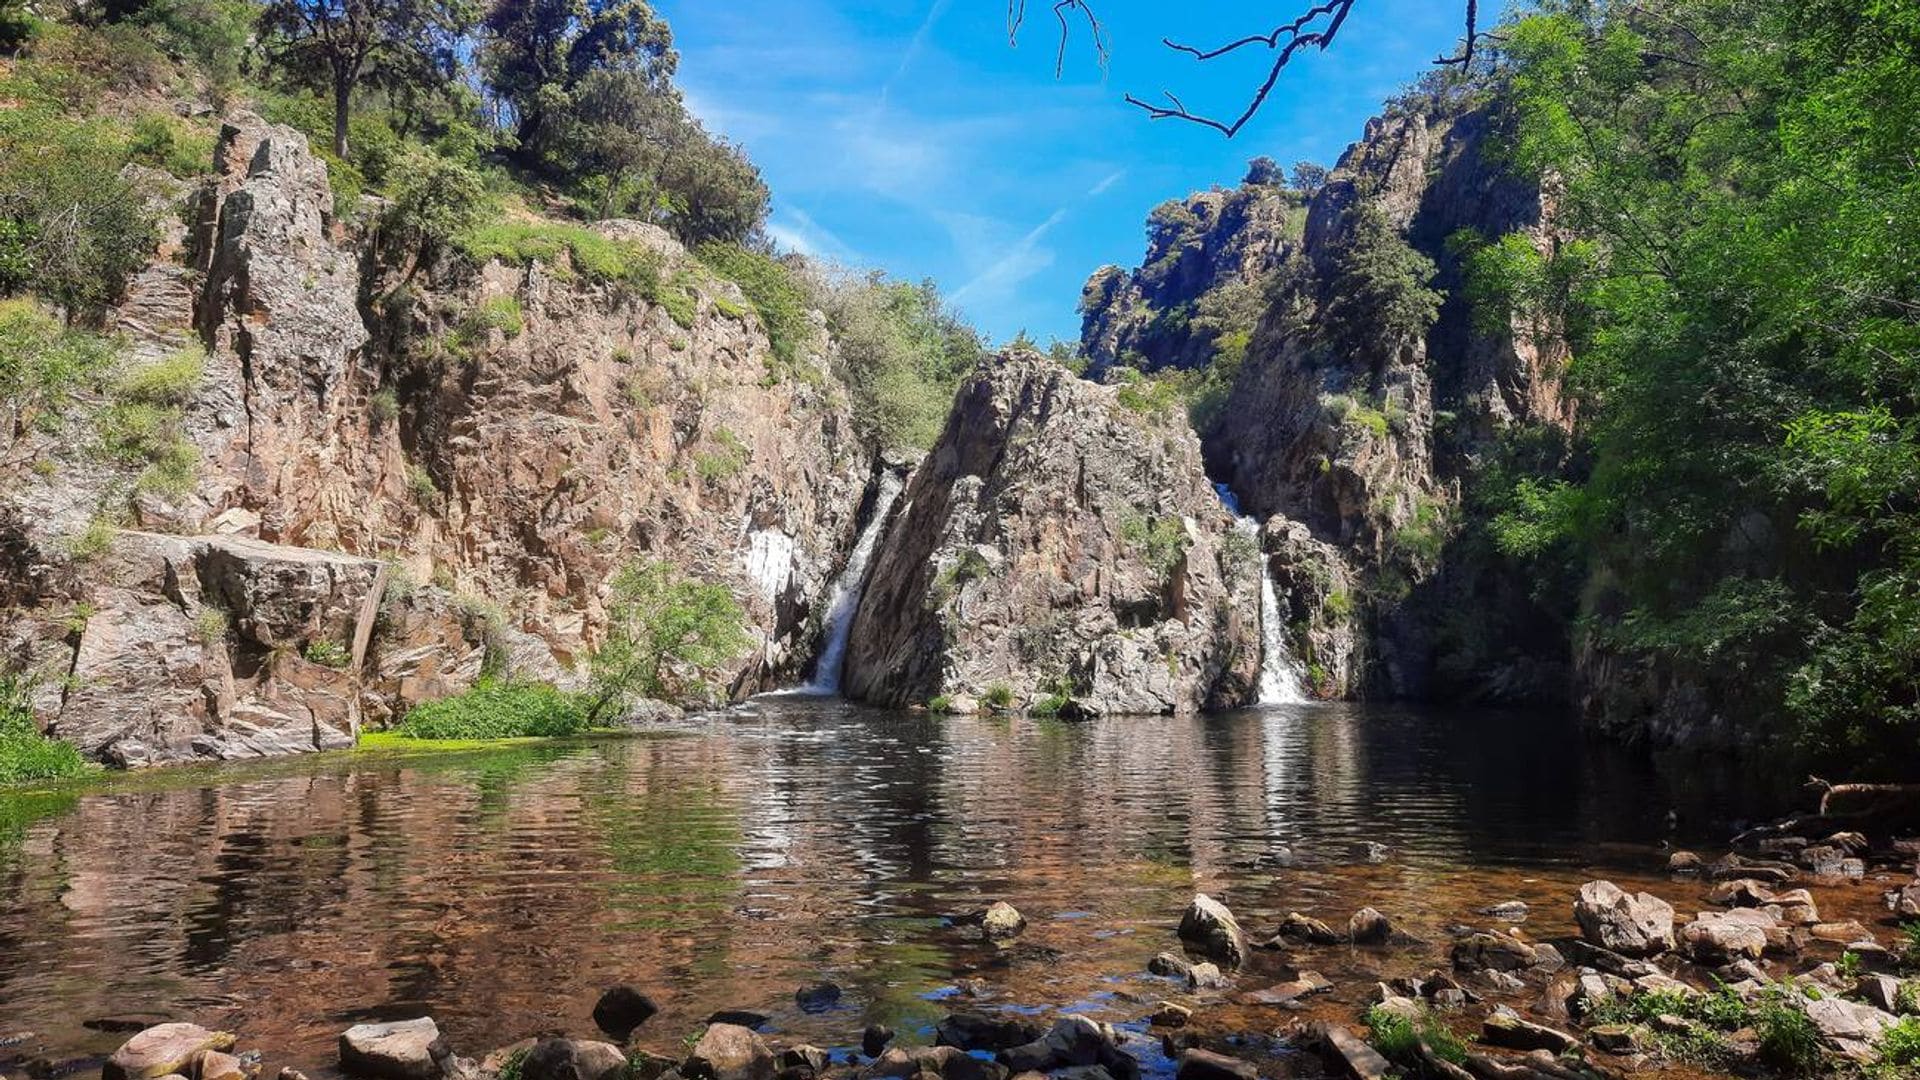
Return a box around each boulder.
[861,1027,894,1058]
[1588,1026,1638,1055]
[1348,908,1393,946]
[683,1025,774,1080]
[1481,1009,1577,1055]
[1148,953,1195,981]
[338,1020,446,1080]
[776,1049,828,1078]
[1312,1024,1390,1080]
[1148,1003,1191,1029]
[1450,932,1537,973]
[593,987,660,1040]
[1679,912,1769,963]
[105,1025,238,1080]
[194,1054,246,1080]
[1574,881,1674,958]
[1173,1051,1254,1080]
[861,1048,1006,1080]
[794,983,842,1014]
[935,1014,1044,1053]
[1185,963,1229,991]
[1667,851,1703,873]
[1804,997,1900,1062]
[1858,974,1908,1014]
[521,1041,629,1080]
[1177,895,1248,968]
[1271,913,1343,947]
[980,902,1027,941]
[1886,881,1920,918]
[997,1018,1132,1079]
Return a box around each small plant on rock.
[303,639,351,669]
[983,683,1015,711]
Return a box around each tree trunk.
[333,75,352,160]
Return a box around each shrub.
[406,464,439,503]
[371,387,399,424]
[193,605,228,646]
[693,428,747,486]
[1120,513,1190,578]
[926,694,954,713]
[385,150,487,259]
[803,266,982,450]
[63,515,117,561]
[459,220,662,294]
[658,270,700,328]
[1754,996,1821,1076]
[128,112,214,178]
[582,560,750,716]
[696,243,811,376]
[0,673,93,787]
[457,295,525,345]
[1364,1005,1468,1074]
[1881,1018,1920,1073]
[0,105,158,313]
[394,681,591,741]
[1325,590,1355,621]
[0,300,117,446]
[983,683,1015,710]
[303,639,351,668]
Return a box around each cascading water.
[1215,484,1312,706]
[802,472,906,694]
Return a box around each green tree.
[258,0,471,158]
[480,0,675,154]
[584,559,750,717]
[1319,200,1441,377]
[805,267,983,449]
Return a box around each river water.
[0,699,1816,1077]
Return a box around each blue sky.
[656,1,1489,344]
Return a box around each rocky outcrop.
[841,352,1261,714]
[2,111,880,764]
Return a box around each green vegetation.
[582,559,751,718]
[1318,201,1441,370]
[982,683,1015,711]
[803,266,983,449]
[693,428,748,486]
[1363,1005,1468,1077]
[192,605,229,646]
[457,295,526,345]
[1879,1019,1920,1077]
[926,694,954,714]
[1589,982,1826,1071]
[1477,0,1920,771]
[460,221,663,293]
[695,244,811,377]
[1027,676,1075,718]
[0,300,116,450]
[0,674,94,787]
[302,639,351,669]
[1120,512,1190,579]
[393,680,593,741]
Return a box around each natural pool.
[0,699,1833,1078]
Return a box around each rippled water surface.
[0,700,1810,1075]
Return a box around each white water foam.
[802,472,906,694]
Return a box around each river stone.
[683,1025,773,1080]
[1177,895,1248,968]
[1148,1003,1191,1029]
[862,1027,894,1058]
[776,1049,828,1078]
[1347,907,1393,946]
[1272,913,1343,946]
[1680,911,1769,963]
[339,1019,445,1080]
[980,902,1027,940]
[1885,881,1920,918]
[1574,881,1675,958]
[522,1040,628,1080]
[936,1014,1044,1053]
[593,987,660,1040]
[1667,851,1704,873]
[1805,997,1901,1061]
[106,1025,238,1080]
[1479,901,1530,924]
[997,1017,1128,1076]
[1450,932,1537,973]
[1148,952,1194,980]
[794,983,842,1014]
[1173,1050,1254,1080]
[1185,962,1229,991]
[1588,1025,1639,1054]
[1482,1009,1577,1055]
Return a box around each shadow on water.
[0,699,1808,1074]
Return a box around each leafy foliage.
[0,674,93,787]
[0,101,158,313]
[803,266,984,449]
[394,680,592,740]
[696,243,812,376]
[0,300,117,450]
[1319,201,1442,372]
[584,559,750,717]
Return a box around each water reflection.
[0,701,1795,1074]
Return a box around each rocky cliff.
[842,353,1261,716]
[1079,95,1577,705]
[1,113,880,764]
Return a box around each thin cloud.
[882,0,954,107]
[951,206,1070,310]
[1087,169,1126,197]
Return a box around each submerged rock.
[980,902,1027,941]
[861,1027,894,1058]
[105,1025,238,1080]
[1574,881,1675,958]
[935,1014,1045,1053]
[793,983,842,1015]
[1450,931,1537,973]
[1270,913,1344,947]
[593,987,659,1040]
[338,1019,447,1080]
[1177,895,1249,968]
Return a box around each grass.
[983,683,1015,711]
[456,295,525,344]
[391,681,593,741]
[460,221,663,294]
[694,428,748,485]
[0,675,95,788]
[695,243,813,379]
[1119,512,1190,579]
[1589,983,1826,1071]
[62,515,117,561]
[927,694,954,713]
[1364,1005,1468,1075]
[303,640,351,669]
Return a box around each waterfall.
[803,472,906,694]
[1216,485,1312,706]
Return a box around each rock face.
[842,352,1260,714]
[1574,881,1675,959]
[2,110,878,764]
[1080,99,1575,706]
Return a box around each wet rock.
[338,1020,447,1080]
[1479,902,1529,924]
[1238,972,1332,1005]
[105,1026,239,1080]
[1563,940,1658,980]
[997,1018,1133,1080]
[1147,1004,1191,1029]
[1270,913,1343,947]
[521,1041,628,1080]
[1185,963,1229,991]
[1574,881,1675,958]
[1529,942,1565,973]
[87,1018,176,1036]
[1680,911,1770,963]
[1173,1050,1253,1080]
[191,1053,245,1080]
[1707,879,1776,908]
[705,1013,770,1031]
[683,1026,774,1080]
[1805,997,1900,1061]
[794,983,842,1014]
[861,1028,894,1059]
[936,1014,1044,1054]
[775,1049,827,1080]
[1667,851,1703,874]
[1148,953,1194,980]
[1450,932,1537,973]
[980,903,1026,941]
[1587,1026,1638,1055]
[1481,1009,1577,1055]
[593,987,660,1040]
[1347,908,1393,947]
[1311,1024,1389,1080]
[861,1047,1003,1080]
[1177,895,1248,968]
